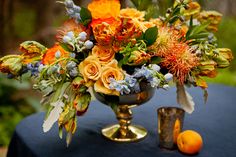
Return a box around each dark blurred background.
[0,0,235,156]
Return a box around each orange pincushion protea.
[161,43,199,84]
[151,26,181,57]
[42,44,70,65]
[88,0,120,19]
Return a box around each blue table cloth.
[7,84,236,157]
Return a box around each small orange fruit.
[177,130,203,154]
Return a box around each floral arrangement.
[0,0,233,145]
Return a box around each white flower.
[78,32,87,41]
[84,40,94,49]
[164,73,173,81]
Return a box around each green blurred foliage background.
[0,0,235,148]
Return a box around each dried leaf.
[66,132,72,147]
[43,101,65,132]
[176,83,195,114]
[203,89,208,104]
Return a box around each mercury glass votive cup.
[157,107,185,149]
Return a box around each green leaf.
[144,26,158,46]
[80,7,92,26]
[131,0,152,10]
[145,5,159,20]
[60,43,71,52]
[59,127,63,139]
[168,15,179,24]
[151,56,162,64]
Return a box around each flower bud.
[78,32,87,42]
[84,40,94,49]
[63,35,72,43]
[164,73,173,81]
[55,50,61,59]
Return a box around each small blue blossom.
[7,73,15,79]
[69,68,78,77]
[63,36,72,43]
[164,73,173,81]
[55,50,61,59]
[125,75,137,87]
[67,8,75,17]
[66,61,77,70]
[38,64,45,72]
[75,13,81,21]
[70,53,76,58]
[133,83,141,93]
[163,84,170,90]
[73,6,81,12]
[149,77,161,88]
[84,40,94,49]
[66,31,75,39]
[149,64,160,72]
[78,32,87,41]
[64,0,75,8]
[26,62,42,76]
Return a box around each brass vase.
[94,83,155,142]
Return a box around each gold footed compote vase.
[94,83,155,142]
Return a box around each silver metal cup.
[157,107,185,149]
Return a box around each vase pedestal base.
[101,124,147,142]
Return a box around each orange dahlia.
[42,44,70,65]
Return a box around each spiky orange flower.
[161,43,199,84]
[150,26,181,57]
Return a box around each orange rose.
[198,11,222,32]
[79,55,102,87]
[88,0,120,19]
[92,46,115,65]
[42,44,69,65]
[92,18,121,46]
[94,60,124,96]
[120,8,145,21]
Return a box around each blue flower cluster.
[109,75,140,95]
[66,61,78,77]
[133,64,172,88]
[109,64,173,95]
[64,0,81,22]
[62,31,94,52]
[26,62,42,76]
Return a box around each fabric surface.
[7,84,236,157]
